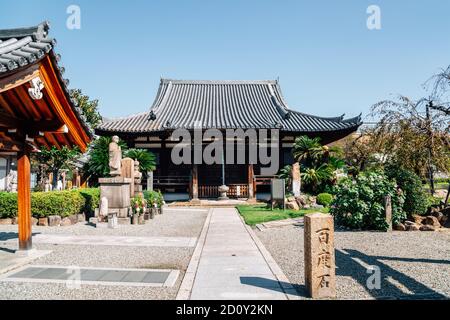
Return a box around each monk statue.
[109,135,122,177]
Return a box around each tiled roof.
[0,22,93,137]
[97,79,362,134]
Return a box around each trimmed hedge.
[0,188,100,219]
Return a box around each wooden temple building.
[0,22,92,250]
[96,79,362,200]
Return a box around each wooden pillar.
[248,164,255,199]
[17,146,32,251]
[191,164,199,200]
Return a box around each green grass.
[236,204,329,226]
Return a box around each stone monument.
[109,135,122,177]
[98,136,132,224]
[121,157,135,198]
[304,213,336,299]
[291,162,301,197]
[384,195,393,232]
[134,160,143,196]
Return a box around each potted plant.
[131,195,146,225]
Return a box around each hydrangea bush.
[330,171,406,231]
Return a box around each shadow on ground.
[336,249,449,300]
[240,276,308,298]
[0,232,41,242]
[239,249,449,300]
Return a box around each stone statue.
[99,196,109,218]
[134,160,142,183]
[109,136,122,177]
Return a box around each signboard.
[271,178,285,210]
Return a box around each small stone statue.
[109,135,122,177]
[134,160,142,183]
[99,196,109,218]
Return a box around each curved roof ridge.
[160,78,278,85]
[272,83,357,123]
[101,111,149,123]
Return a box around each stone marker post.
[291,162,301,197]
[147,171,153,191]
[121,158,135,198]
[304,213,336,299]
[384,195,392,232]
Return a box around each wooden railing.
[154,176,190,186]
[199,184,249,199]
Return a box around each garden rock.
[311,204,324,210]
[286,196,296,203]
[296,195,308,206]
[393,223,406,231]
[32,217,38,226]
[0,218,12,225]
[38,217,48,226]
[60,217,72,226]
[419,224,436,231]
[48,215,61,227]
[68,214,78,225]
[423,216,441,228]
[77,213,86,223]
[405,222,420,231]
[411,214,424,224]
[431,211,444,222]
[11,217,18,225]
[286,201,300,210]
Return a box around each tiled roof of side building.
[96,79,362,134]
[0,22,93,137]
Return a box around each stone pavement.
[187,208,297,300]
[3,234,197,248]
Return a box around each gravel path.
[0,208,208,300]
[257,225,450,300]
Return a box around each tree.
[35,146,80,188]
[69,89,102,128]
[300,164,333,193]
[83,136,128,184]
[124,149,157,172]
[292,135,344,193]
[370,95,449,194]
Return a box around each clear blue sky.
[1,0,449,120]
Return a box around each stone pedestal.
[99,177,132,218]
[292,162,301,197]
[304,213,336,299]
[121,158,135,198]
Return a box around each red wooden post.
[17,145,32,251]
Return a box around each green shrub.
[31,190,84,218]
[79,188,100,215]
[143,190,164,208]
[316,193,333,207]
[0,192,18,218]
[0,189,98,219]
[330,171,406,231]
[385,166,428,216]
